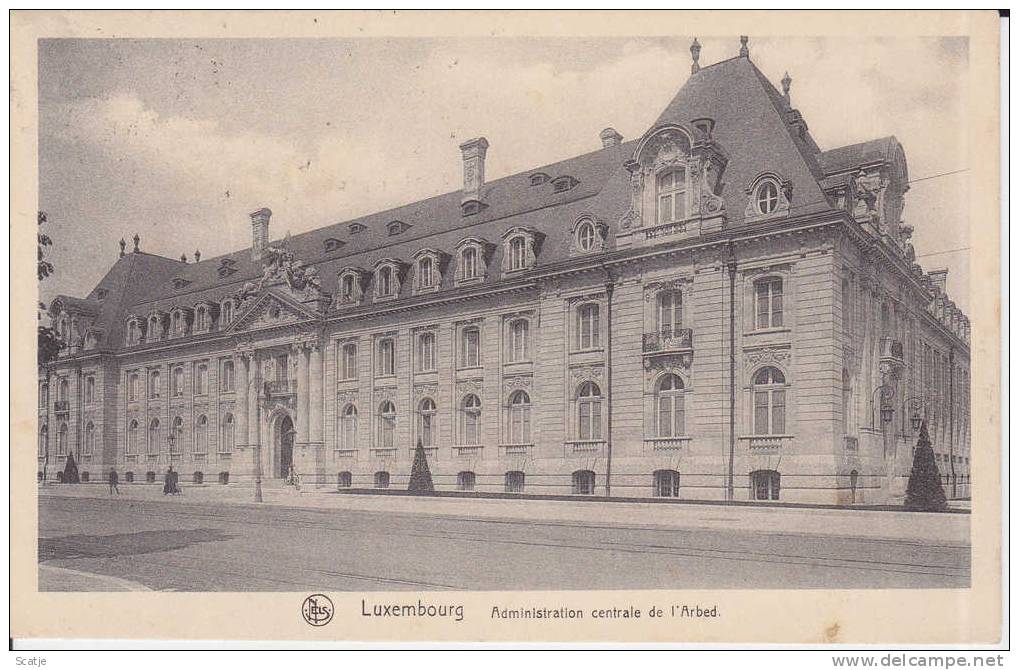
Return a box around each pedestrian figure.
[164,465,176,495]
[108,468,120,495]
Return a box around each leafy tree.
[904,420,948,512]
[38,211,54,280]
[37,211,62,366]
[408,438,434,494]
[62,451,80,484]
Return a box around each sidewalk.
[39,484,970,546]
[39,565,151,591]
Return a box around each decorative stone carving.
[373,388,396,405]
[336,390,357,406]
[643,277,691,302]
[569,365,604,388]
[642,354,691,386]
[234,237,325,307]
[743,347,791,374]
[413,384,438,403]
[504,375,532,394]
[456,379,483,399]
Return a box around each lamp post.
[249,376,267,503]
[869,384,895,429]
[900,396,928,436]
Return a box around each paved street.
[38,492,969,591]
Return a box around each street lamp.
[900,395,928,435]
[870,384,895,429]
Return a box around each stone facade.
[37,41,971,504]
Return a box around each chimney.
[459,137,489,202]
[599,127,623,148]
[929,268,948,294]
[250,207,272,261]
[194,249,201,263]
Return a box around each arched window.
[504,470,525,493]
[751,469,781,501]
[462,246,478,280]
[39,382,48,408]
[221,301,234,325]
[577,382,603,440]
[653,469,681,497]
[221,360,234,392]
[195,306,207,331]
[377,338,395,376]
[337,471,352,488]
[754,278,784,329]
[576,303,600,350]
[170,416,184,454]
[509,236,527,271]
[84,376,96,404]
[195,364,208,395]
[147,418,161,455]
[59,317,71,342]
[418,398,437,447]
[341,273,356,302]
[83,422,95,455]
[417,332,436,371]
[195,415,209,454]
[172,366,185,396]
[129,372,140,401]
[221,414,235,452]
[461,326,481,368]
[57,422,68,456]
[577,220,596,251]
[753,367,787,435]
[38,425,48,458]
[127,420,139,455]
[58,378,69,402]
[374,471,390,489]
[508,390,531,444]
[149,370,161,399]
[377,401,396,448]
[572,469,596,495]
[341,343,358,380]
[457,471,476,491]
[340,404,358,450]
[461,394,482,446]
[657,291,683,335]
[508,319,529,362]
[418,257,434,289]
[656,374,686,437]
[656,169,686,224]
[377,266,394,297]
[756,180,779,215]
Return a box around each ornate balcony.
[644,436,692,453]
[844,436,859,453]
[499,443,532,457]
[453,445,483,458]
[564,439,606,457]
[642,327,694,354]
[54,400,70,414]
[266,378,296,395]
[880,337,904,365]
[739,435,793,455]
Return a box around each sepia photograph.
[11,9,1002,647]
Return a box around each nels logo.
[301,594,334,627]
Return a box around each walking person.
[108,468,119,495]
[163,465,174,495]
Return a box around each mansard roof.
[819,136,901,175]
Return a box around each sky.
[38,36,970,310]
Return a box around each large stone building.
[38,38,971,504]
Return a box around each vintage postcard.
[10,10,1002,646]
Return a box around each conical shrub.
[904,420,948,512]
[408,438,434,494]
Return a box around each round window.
[578,221,596,250]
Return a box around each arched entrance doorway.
[275,414,295,479]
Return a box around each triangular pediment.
[225,290,318,333]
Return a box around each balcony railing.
[370,447,398,458]
[499,443,533,457]
[644,436,692,452]
[409,446,439,459]
[642,327,694,354]
[266,378,297,395]
[564,439,606,457]
[739,434,794,454]
[844,436,859,453]
[453,445,483,458]
[54,400,70,413]
[334,449,357,459]
[880,337,904,363]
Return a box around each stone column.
[309,341,323,444]
[248,351,260,449]
[235,353,249,448]
[297,343,310,446]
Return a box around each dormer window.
[336,269,366,307]
[126,318,145,346]
[454,237,489,285]
[193,304,214,333]
[95,289,108,302]
[323,238,345,253]
[656,169,687,224]
[387,220,410,236]
[349,222,366,235]
[529,173,549,186]
[552,175,578,193]
[570,216,608,255]
[502,227,540,274]
[461,200,485,217]
[220,300,234,326]
[757,181,779,214]
[412,249,445,294]
[462,247,478,280]
[373,260,404,301]
[341,274,356,301]
[171,277,191,290]
[744,173,792,222]
[217,259,237,278]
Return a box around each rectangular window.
[771,390,786,434]
[755,279,784,329]
[754,391,769,434]
[342,344,358,380]
[577,304,601,350]
[461,329,480,368]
